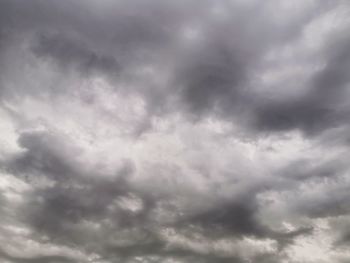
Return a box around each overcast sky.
[0,0,350,262]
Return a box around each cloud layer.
[1,0,350,262]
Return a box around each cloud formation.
[1,0,350,262]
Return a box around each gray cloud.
[0,248,75,263]
[252,32,350,135]
[32,33,120,76]
[0,0,350,262]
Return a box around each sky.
[0,0,350,262]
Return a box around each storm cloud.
[1,0,350,262]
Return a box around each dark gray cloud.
[0,0,350,262]
[252,32,350,135]
[32,33,120,76]
[0,248,75,263]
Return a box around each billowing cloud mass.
[1,0,350,262]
